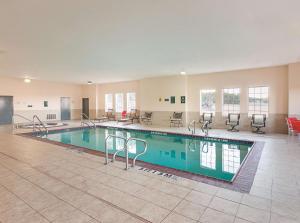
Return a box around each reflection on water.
[200,142,216,170]
[46,128,252,181]
[82,129,90,143]
[61,133,71,144]
[104,130,136,154]
[222,144,240,174]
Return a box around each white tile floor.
[0,121,299,223]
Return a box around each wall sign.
[170,96,176,104]
[181,96,186,104]
[44,101,48,107]
[164,98,169,102]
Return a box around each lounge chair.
[128,109,140,123]
[200,113,213,128]
[170,112,183,127]
[141,112,152,125]
[106,109,115,121]
[251,114,266,134]
[287,117,300,135]
[226,113,240,132]
[117,111,131,123]
[94,116,108,123]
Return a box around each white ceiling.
[1,0,300,84]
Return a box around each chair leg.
[231,125,239,132]
[253,127,265,134]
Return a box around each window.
[105,94,113,112]
[127,92,136,111]
[200,89,216,115]
[248,87,269,116]
[200,142,216,169]
[222,144,241,174]
[222,88,240,116]
[115,93,124,112]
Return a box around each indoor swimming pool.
[41,127,254,182]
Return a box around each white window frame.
[126,92,136,112]
[200,89,216,115]
[248,86,269,117]
[222,88,240,116]
[115,93,124,113]
[105,94,113,112]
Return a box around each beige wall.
[97,80,140,117]
[0,76,82,121]
[0,64,294,133]
[288,62,300,118]
[96,66,289,133]
[186,66,288,133]
[186,66,288,114]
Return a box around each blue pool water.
[42,127,253,182]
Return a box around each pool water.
[43,127,253,182]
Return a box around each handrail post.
[201,121,209,136]
[125,141,129,170]
[105,135,109,164]
[105,134,147,170]
[188,120,196,135]
[129,138,148,167]
[105,134,127,168]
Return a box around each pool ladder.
[201,121,209,136]
[33,115,48,136]
[188,120,196,135]
[104,134,148,170]
[81,113,96,128]
[13,114,33,129]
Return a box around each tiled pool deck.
[0,121,299,223]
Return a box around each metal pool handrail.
[128,137,148,168]
[104,134,127,165]
[188,120,196,135]
[33,115,48,135]
[104,134,148,170]
[13,114,33,129]
[81,113,96,128]
[201,121,209,136]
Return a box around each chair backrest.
[173,112,183,119]
[106,109,114,117]
[252,114,266,124]
[203,113,213,122]
[229,113,240,122]
[130,109,137,115]
[121,111,127,119]
[144,112,152,118]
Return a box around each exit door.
[82,98,89,118]
[0,96,13,124]
[60,97,71,121]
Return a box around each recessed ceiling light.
[24,78,31,83]
[87,81,93,85]
[180,71,186,75]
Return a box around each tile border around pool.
[18,126,264,193]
